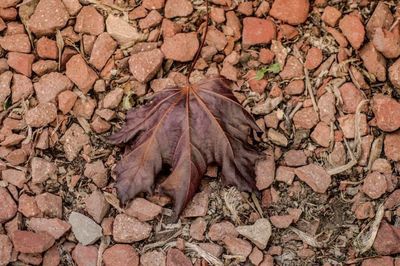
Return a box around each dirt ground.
[0,0,400,265]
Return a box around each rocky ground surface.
[1,0,400,265]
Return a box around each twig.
[353,203,385,254]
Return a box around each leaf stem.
[187,0,209,82]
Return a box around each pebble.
[31,157,57,184]
[164,0,193,18]
[69,211,103,245]
[161,32,199,62]
[113,214,152,243]
[270,0,310,25]
[373,28,400,59]
[389,58,400,89]
[43,245,61,266]
[338,14,365,50]
[142,0,165,10]
[236,218,272,249]
[72,244,98,266]
[362,171,387,199]
[139,10,162,29]
[373,221,400,255]
[208,221,238,241]
[305,47,323,70]
[384,132,400,162]
[58,90,77,114]
[105,15,144,45]
[66,54,98,94]
[372,94,400,132]
[365,2,393,39]
[359,42,386,82]
[321,6,342,27]
[18,194,41,218]
[361,257,394,266]
[0,33,31,53]
[166,248,192,266]
[11,73,33,103]
[129,49,164,83]
[28,0,69,36]
[339,82,365,113]
[32,60,58,77]
[25,102,57,127]
[276,166,295,184]
[61,123,89,161]
[284,150,307,167]
[0,0,19,8]
[223,236,252,258]
[270,214,293,229]
[311,122,331,147]
[210,7,225,24]
[85,190,110,224]
[75,6,104,35]
[338,113,368,139]
[1,168,26,188]
[103,244,140,266]
[259,48,275,64]
[36,37,58,59]
[140,250,166,266]
[0,71,12,111]
[11,230,55,254]
[89,33,117,71]
[0,234,12,266]
[242,17,276,47]
[7,52,35,77]
[0,187,17,223]
[182,189,210,217]
[189,217,207,241]
[62,0,82,16]
[205,26,227,51]
[293,107,319,129]
[318,92,336,123]
[103,88,123,109]
[73,96,97,119]
[34,72,73,103]
[84,160,108,188]
[294,164,331,193]
[125,197,162,222]
[354,201,374,220]
[268,128,288,147]
[35,193,63,218]
[28,218,71,239]
[279,55,303,80]
[255,153,276,190]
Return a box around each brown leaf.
[109,78,262,216]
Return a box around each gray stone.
[68,211,102,245]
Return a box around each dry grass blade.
[56,30,64,71]
[185,242,224,266]
[222,187,243,225]
[18,0,38,49]
[103,192,125,213]
[142,230,182,252]
[367,134,384,171]
[353,203,384,254]
[97,236,110,266]
[327,100,368,175]
[163,241,223,266]
[289,226,324,248]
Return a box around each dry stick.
[187,0,209,82]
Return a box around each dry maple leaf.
[109,77,262,216]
